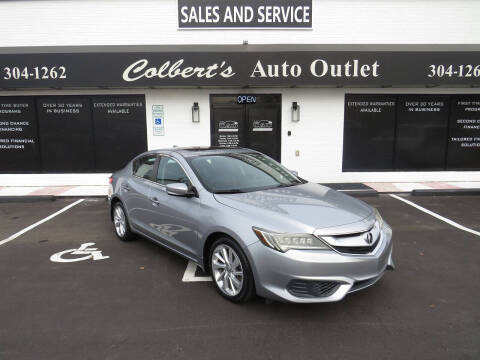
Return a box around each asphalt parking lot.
[0,194,479,360]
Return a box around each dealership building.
[1,0,480,187]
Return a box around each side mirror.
[166,182,190,197]
[290,170,298,176]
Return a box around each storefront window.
[343,94,480,171]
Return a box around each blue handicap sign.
[155,118,162,125]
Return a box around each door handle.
[150,197,160,206]
[121,184,131,192]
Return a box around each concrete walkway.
[0,185,108,197]
[365,181,480,193]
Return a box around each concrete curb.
[57,195,107,199]
[412,188,480,196]
[0,195,56,203]
[337,189,378,197]
[0,195,108,203]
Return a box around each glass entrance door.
[210,94,281,161]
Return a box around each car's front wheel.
[209,237,255,303]
[112,202,135,241]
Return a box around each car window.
[189,152,304,193]
[133,155,156,180]
[156,156,191,186]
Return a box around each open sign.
[237,95,257,104]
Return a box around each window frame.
[153,154,194,188]
[132,154,158,182]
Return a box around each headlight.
[253,227,330,252]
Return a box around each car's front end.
[247,210,393,303]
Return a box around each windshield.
[189,152,305,193]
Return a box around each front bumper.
[247,223,393,303]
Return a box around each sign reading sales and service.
[178,0,312,28]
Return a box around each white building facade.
[0,0,479,186]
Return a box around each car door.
[145,155,200,260]
[121,154,158,234]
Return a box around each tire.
[112,202,135,242]
[209,237,255,303]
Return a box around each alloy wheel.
[113,206,126,238]
[211,244,244,297]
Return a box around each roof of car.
[151,147,256,158]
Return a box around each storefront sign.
[218,120,239,132]
[252,120,273,131]
[152,105,165,136]
[0,98,41,172]
[1,45,480,89]
[237,95,257,104]
[178,0,312,28]
[447,96,480,169]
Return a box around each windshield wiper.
[214,189,245,194]
[275,183,299,188]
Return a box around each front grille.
[320,220,382,255]
[332,237,380,254]
[287,280,340,298]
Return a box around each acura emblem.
[364,232,373,245]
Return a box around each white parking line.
[389,194,480,237]
[0,199,85,246]
[182,260,212,282]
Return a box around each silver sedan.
[108,147,394,303]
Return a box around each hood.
[213,182,374,233]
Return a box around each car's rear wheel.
[112,202,135,241]
[209,237,255,303]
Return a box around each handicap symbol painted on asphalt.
[50,242,110,263]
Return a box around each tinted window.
[133,155,156,180]
[0,97,41,173]
[156,156,190,185]
[37,97,95,172]
[394,95,449,170]
[446,96,480,170]
[189,152,303,193]
[92,95,147,172]
[343,94,396,171]
[343,93,480,171]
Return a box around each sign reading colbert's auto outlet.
[1,45,480,89]
[121,58,380,82]
[178,0,312,28]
